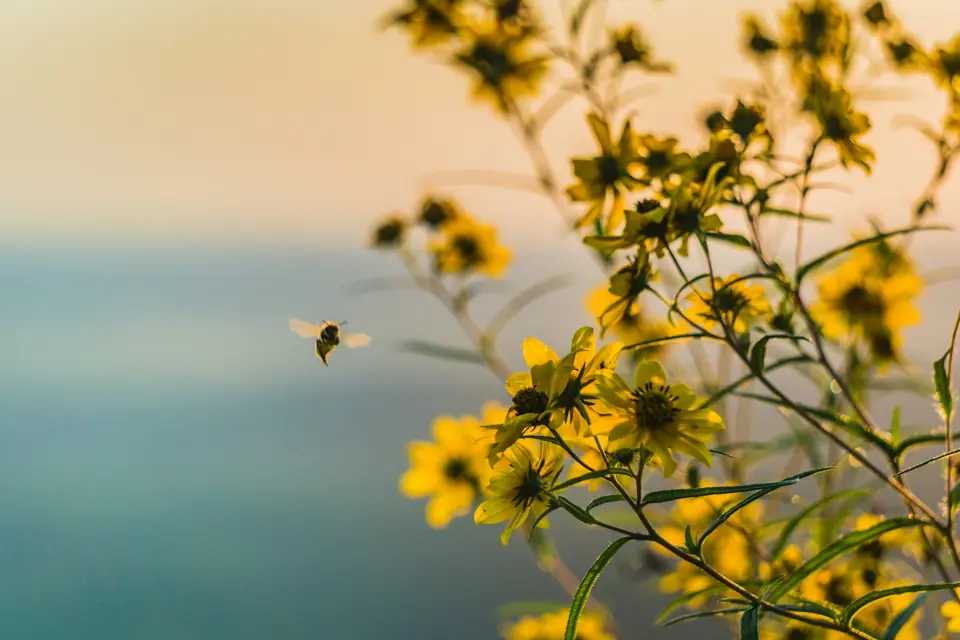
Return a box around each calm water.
[2,243,956,639]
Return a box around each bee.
[289,319,371,366]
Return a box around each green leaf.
[554,496,597,525]
[698,355,812,409]
[935,351,954,422]
[495,601,567,620]
[585,494,627,512]
[698,488,778,548]
[529,503,560,538]
[704,231,753,249]
[840,582,960,627]
[486,275,572,339]
[951,484,960,518]
[890,406,901,448]
[622,332,723,352]
[767,518,933,603]
[684,525,698,553]
[895,431,949,456]
[748,334,809,373]
[639,468,831,507]
[894,447,960,477]
[654,585,728,624]
[758,206,830,222]
[881,593,928,640]
[662,608,749,627]
[770,489,871,559]
[565,537,632,640]
[551,467,634,492]
[739,607,759,640]
[796,225,948,282]
[401,340,483,365]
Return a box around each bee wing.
[342,333,372,349]
[289,318,324,338]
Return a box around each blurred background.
[3,0,960,638]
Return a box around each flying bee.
[289,319,371,366]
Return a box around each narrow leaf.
[841,582,960,627]
[623,332,722,351]
[698,356,812,409]
[529,504,559,539]
[684,525,698,553]
[555,496,597,525]
[796,225,947,282]
[568,0,596,36]
[771,489,871,559]
[662,608,749,627]
[639,468,831,507]
[894,447,960,477]
[739,608,759,640]
[698,488,778,547]
[890,406,901,447]
[935,351,954,422]
[704,231,753,249]
[565,537,632,640]
[552,467,634,492]
[586,494,627,512]
[881,593,927,640]
[758,207,830,222]
[767,519,932,603]
[401,340,483,365]
[654,585,728,624]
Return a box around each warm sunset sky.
[1,0,959,248]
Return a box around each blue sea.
[2,242,957,639]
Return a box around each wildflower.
[418,196,462,229]
[430,216,511,277]
[501,608,614,640]
[930,35,960,95]
[566,113,644,232]
[453,24,549,113]
[804,80,875,173]
[371,216,407,248]
[742,15,779,58]
[594,360,725,476]
[610,25,671,73]
[863,2,888,28]
[399,406,504,528]
[583,198,672,257]
[943,593,960,634]
[385,0,464,49]
[810,243,921,364]
[663,180,725,256]
[886,37,926,71]
[781,0,850,67]
[685,275,772,333]
[635,134,688,183]
[474,441,564,545]
[586,284,673,358]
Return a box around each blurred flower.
[501,608,614,640]
[863,1,889,28]
[566,113,644,232]
[804,80,875,173]
[385,0,464,49]
[594,360,725,476]
[781,0,850,66]
[742,15,779,58]
[474,440,564,545]
[636,134,688,183]
[685,275,772,333]
[942,593,960,633]
[418,196,463,229]
[371,216,408,249]
[610,25,671,73]
[400,407,503,528]
[430,216,511,277]
[586,284,674,359]
[810,242,921,365]
[929,35,960,95]
[453,23,549,113]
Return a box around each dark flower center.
[375,220,405,246]
[823,113,854,141]
[749,32,777,55]
[861,567,879,587]
[452,234,482,266]
[598,154,623,186]
[512,463,546,507]
[672,204,703,235]
[825,576,854,606]
[469,42,513,85]
[443,457,470,481]
[840,284,885,317]
[889,40,916,65]
[941,50,960,78]
[729,105,763,140]
[512,386,549,416]
[712,287,749,316]
[420,200,453,228]
[644,149,671,176]
[786,629,813,640]
[633,382,681,430]
[867,329,896,361]
[801,8,830,57]
[857,539,885,560]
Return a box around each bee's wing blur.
[343,333,372,349]
[289,318,324,338]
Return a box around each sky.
[1,0,959,248]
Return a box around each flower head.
[566,113,644,232]
[371,216,408,249]
[586,284,673,359]
[385,0,464,49]
[400,405,504,528]
[594,360,725,476]
[804,79,875,173]
[474,441,564,545]
[501,608,614,640]
[418,196,463,229]
[685,274,772,333]
[430,216,511,277]
[610,25,671,73]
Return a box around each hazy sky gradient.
[2,0,959,247]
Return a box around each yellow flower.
[594,360,725,476]
[502,608,614,640]
[385,0,464,49]
[586,284,673,358]
[566,113,644,232]
[781,0,850,67]
[636,134,688,183]
[810,244,921,364]
[742,15,778,57]
[430,215,511,277]
[685,274,771,334]
[453,23,548,113]
[929,35,960,95]
[474,440,564,545]
[943,592,960,633]
[804,79,875,174]
[399,407,503,528]
[609,25,671,73]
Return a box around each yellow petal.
[475,497,516,525]
[506,372,532,395]
[399,468,441,498]
[522,337,559,368]
[634,359,667,388]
